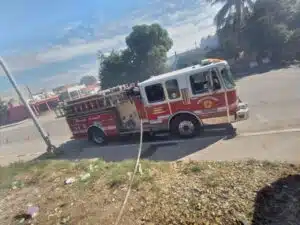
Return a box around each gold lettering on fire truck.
[152,106,166,115]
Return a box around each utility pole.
[0,57,55,153]
[26,85,34,100]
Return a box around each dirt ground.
[1,159,299,225]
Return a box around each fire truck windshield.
[220,67,236,89]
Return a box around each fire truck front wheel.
[170,114,200,138]
[88,127,106,145]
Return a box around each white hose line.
[114,120,144,225]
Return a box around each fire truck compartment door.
[117,99,141,130]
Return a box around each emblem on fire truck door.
[203,100,213,109]
[197,97,219,109]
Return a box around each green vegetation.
[208,0,253,48]
[207,0,300,62]
[1,159,299,224]
[79,75,98,86]
[98,23,173,89]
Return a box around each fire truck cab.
[64,59,249,144]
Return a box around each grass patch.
[189,165,203,173]
[0,159,299,225]
[0,161,34,189]
[182,161,207,174]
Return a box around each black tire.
[170,114,200,138]
[88,127,107,145]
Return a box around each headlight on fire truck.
[237,102,248,111]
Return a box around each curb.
[0,119,28,130]
[0,152,45,158]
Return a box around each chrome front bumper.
[235,102,249,122]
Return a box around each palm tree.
[207,0,254,56]
[208,0,254,31]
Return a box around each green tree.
[80,75,98,86]
[125,24,173,76]
[208,0,253,30]
[242,0,294,60]
[206,0,253,58]
[99,23,173,89]
[209,0,253,42]
[99,50,132,89]
[208,0,300,61]
[286,28,300,59]
[217,23,243,59]
[289,0,300,29]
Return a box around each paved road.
[1,66,300,165]
[234,66,300,133]
[0,127,233,165]
[58,128,300,164]
[183,131,300,164]
[0,116,70,145]
[1,127,299,166]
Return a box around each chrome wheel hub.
[93,133,104,144]
[178,121,195,136]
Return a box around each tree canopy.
[80,75,98,86]
[208,0,253,30]
[241,0,299,60]
[207,0,300,61]
[208,0,254,52]
[99,23,173,89]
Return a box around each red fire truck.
[64,59,249,144]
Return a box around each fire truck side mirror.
[128,87,141,97]
[133,87,140,95]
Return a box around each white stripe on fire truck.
[102,125,117,130]
[149,119,163,124]
[157,115,170,120]
[194,103,237,115]
[149,115,170,124]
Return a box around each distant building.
[28,92,60,115]
[52,83,78,94]
[6,103,30,124]
[53,83,101,102]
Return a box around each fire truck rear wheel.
[170,115,200,138]
[88,127,106,145]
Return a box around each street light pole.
[0,57,55,153]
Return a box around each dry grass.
[0,159,299,225]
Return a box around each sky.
[0,0,220,98]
